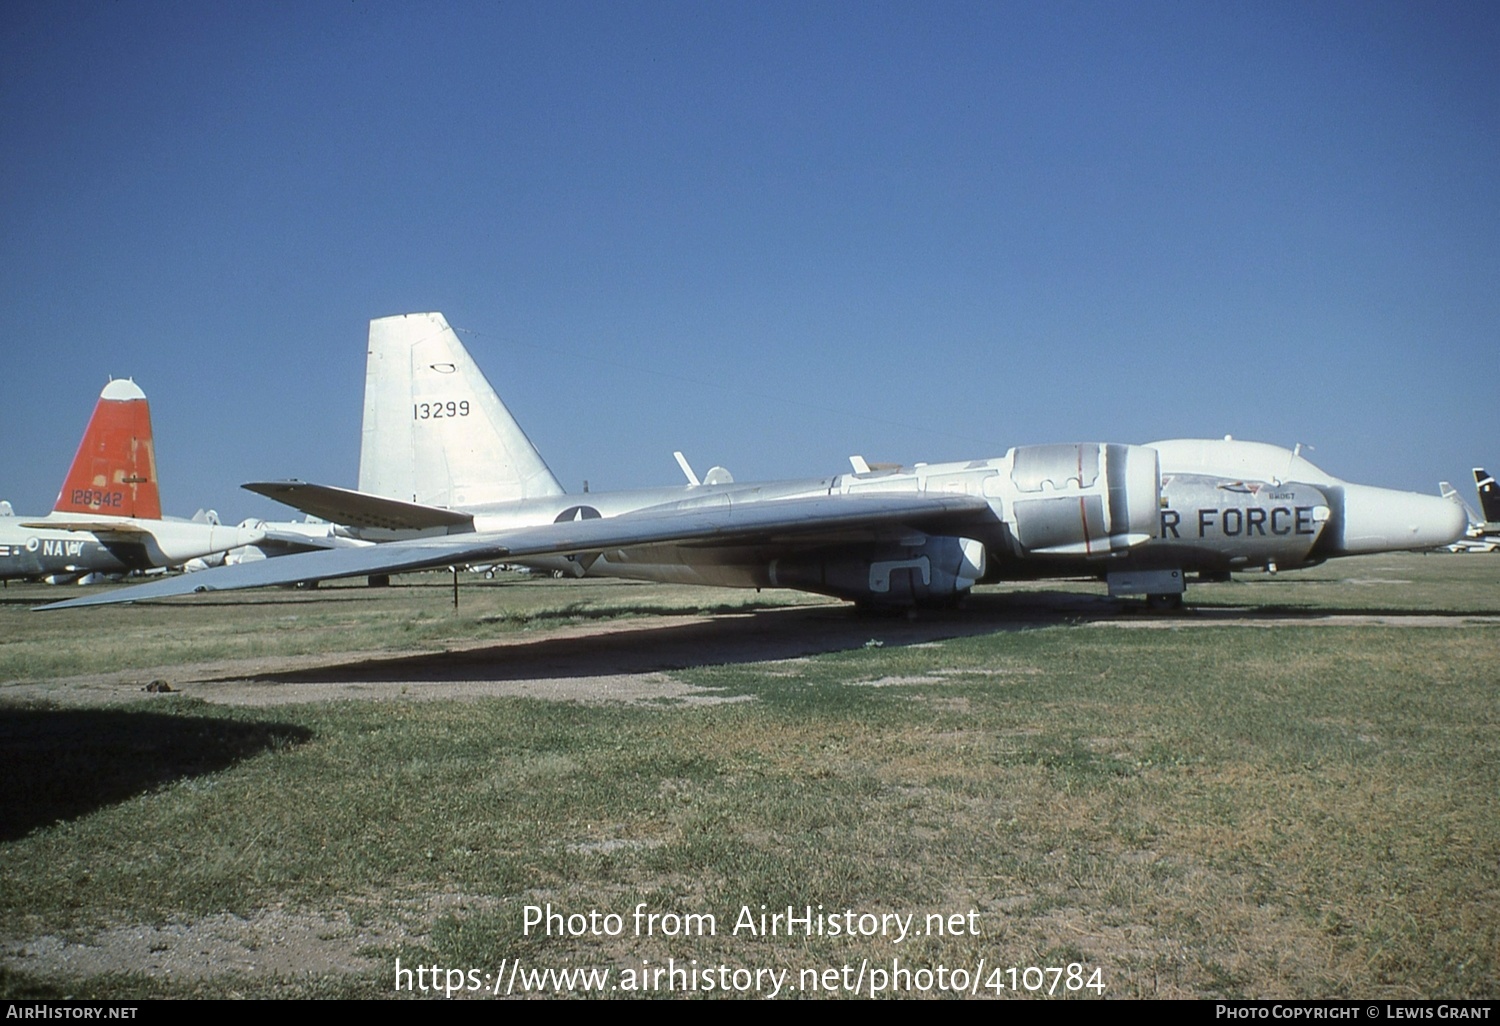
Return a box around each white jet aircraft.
[38,314,1467,611]
[3,380,265,583]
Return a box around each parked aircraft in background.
[1439,468,1500,553]
[1475,468,1500,526]
[205,310,525,576]
[240,311,567,544]
[2,380,265,583]
[38,314,1468,612]
[187,515,373,569]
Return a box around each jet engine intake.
[1007,443,1160,557]
[769,535,987,607]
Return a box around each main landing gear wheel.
[1145,593,1183,612]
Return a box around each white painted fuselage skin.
[0,513,266,582]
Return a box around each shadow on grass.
[0,706,312,841]
[217,584,1500,692]
[225,590,1122,687]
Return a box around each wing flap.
[38,492,993,610]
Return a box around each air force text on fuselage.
[1160,502,1322,540]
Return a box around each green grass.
[0,554,1496,998]
[0,572,827,683]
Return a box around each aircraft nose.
[1332,483,1469,554]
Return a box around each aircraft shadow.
[216,587,1498,692]
[227,591,1125,687]
[0,707,312,841]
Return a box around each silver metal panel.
[1012,494,1106,553]
[1011,443,1100,492]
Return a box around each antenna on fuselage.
[1287,442,1315,486]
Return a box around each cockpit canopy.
[1147,438,1337,486]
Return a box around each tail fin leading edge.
[359,312,565,508]
[52,379,162,519]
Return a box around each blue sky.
[3,1,1496,520]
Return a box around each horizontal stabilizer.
[243,481,474,532]
[20,518,152,536]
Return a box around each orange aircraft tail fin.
[53,379,162,520]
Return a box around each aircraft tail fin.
[52,379,162,519]
[359,312,565,507]
[1474,468,1500,524]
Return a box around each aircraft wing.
[37,492,994,610]
[243,481,474,532]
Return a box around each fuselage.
[373,438,1463,598]
[0,512,266,583]
[32,437,1469,613]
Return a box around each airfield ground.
[1,552,1496,999]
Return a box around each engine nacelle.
[1005,443,1160,557]
[769,535,986,607]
